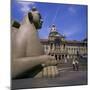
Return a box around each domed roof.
[49,24,64,38]
[55,34,60,37]
[49,24,58,36]
[49,31,59,36]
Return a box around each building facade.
[40,24,87,61]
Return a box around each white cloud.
[64,30,77,37]
[68,6,76,14]
[62,26,80,37]
[17,1,35,14]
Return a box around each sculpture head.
[28,7,43,29]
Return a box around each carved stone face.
[28,9,43,29]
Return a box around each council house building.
[40,24,87,62]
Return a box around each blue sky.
[11,0,87,40]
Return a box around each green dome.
[49,31,59,36]
[49,24,65,38]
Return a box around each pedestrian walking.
[75,59,79,71]
[72,59,76,71]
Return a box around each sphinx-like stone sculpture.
[11,7,59,79]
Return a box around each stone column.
[42,59,59,78]
[42,66,48,77]
[42,66,59,78]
